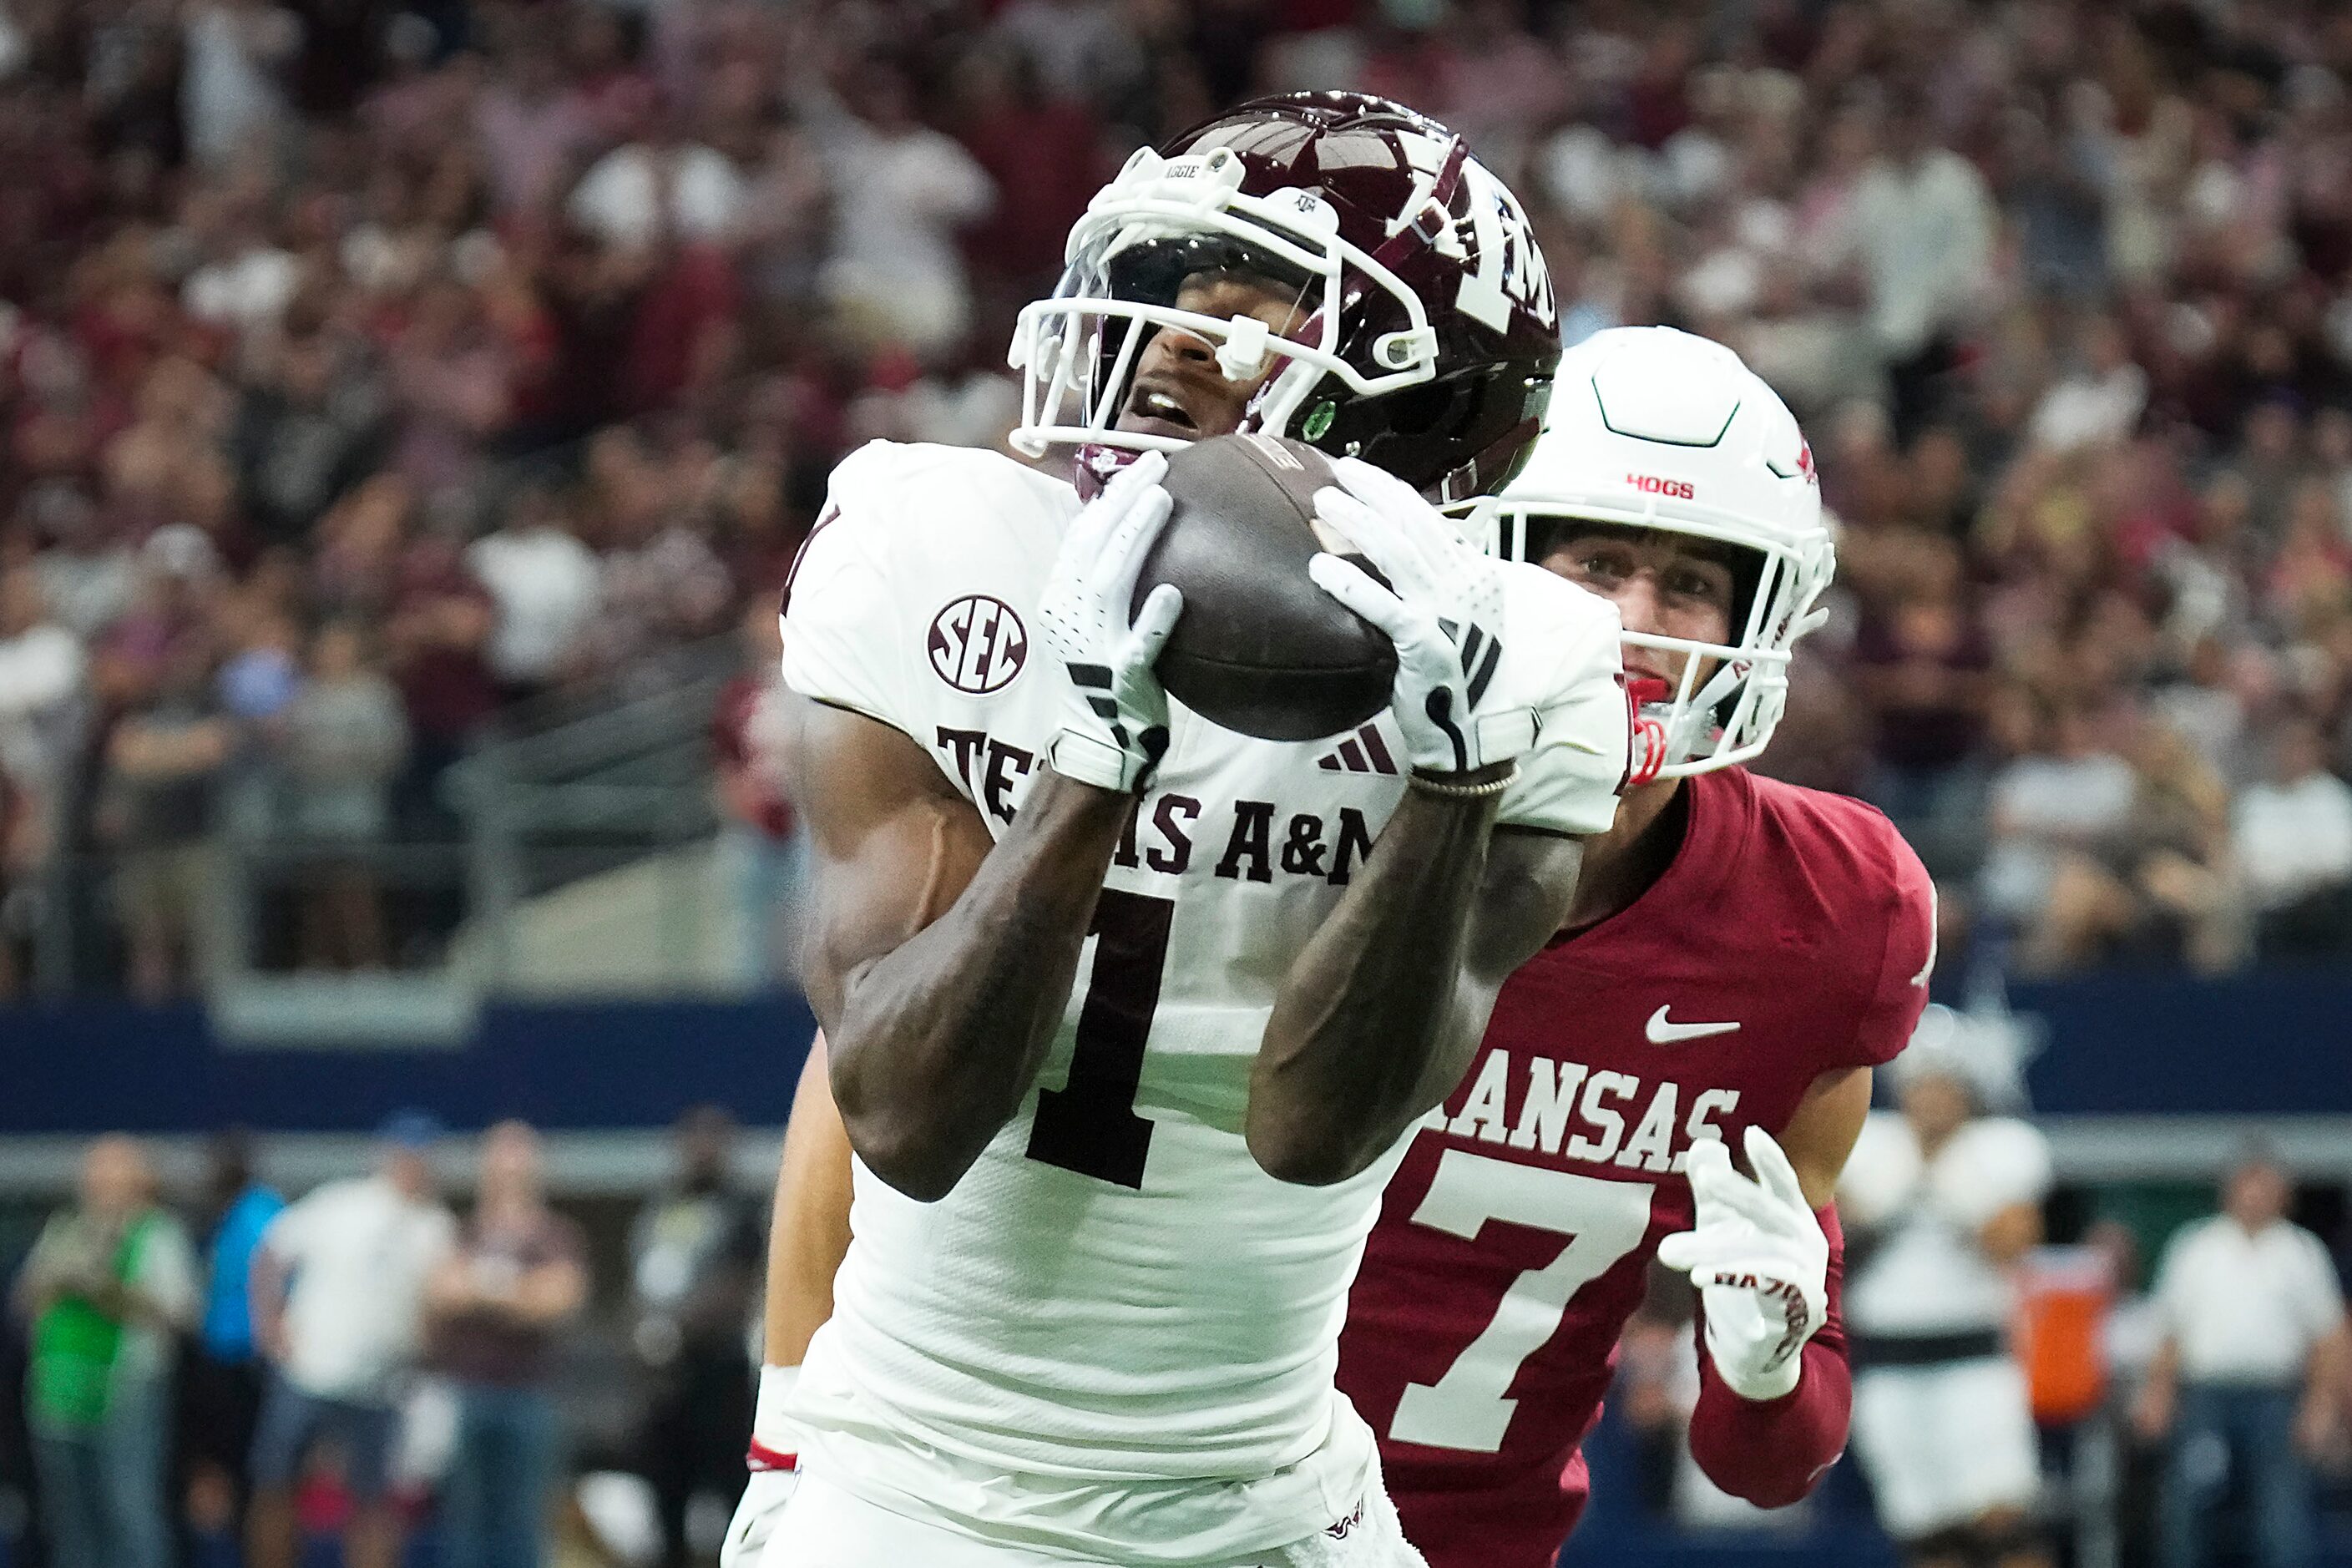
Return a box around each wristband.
[748,1364,802,1471]
[1406,763,1518,800]
[1047,731,1140,795]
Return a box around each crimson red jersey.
[1336,766,1935,1568]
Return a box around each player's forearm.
[1690,1334,1853,1508]
[1251,767,1510,1186]
[827,771,1130,1201]
[1688,1204,1852,1509]
[761,1038,853,1368]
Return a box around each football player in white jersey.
[748,93,1630,1566]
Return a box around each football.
[1132,433,1398,742]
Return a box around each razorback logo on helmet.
[1393,129,1555,336]
[1626,473,1696,500]
[1794,439,1818,486]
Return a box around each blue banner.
[0,970,2343,1135]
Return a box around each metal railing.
[440,638,736,991]
[6,637,746,1025]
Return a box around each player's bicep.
[789,694,994,1031]
[1778,1065,1874,1210]
[1464,827,1586,989]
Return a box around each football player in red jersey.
[1333,324,1938,1568]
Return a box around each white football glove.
[720,1365,803,1568]
[1307,458,1531,777]
[1655,1125,1830,1403]
[1038,451,1185,794]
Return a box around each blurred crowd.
[3,1110,766,1568]
[7,1102,2348,1568]
[1605,1019,2352,1568]
[0,0,2347,993]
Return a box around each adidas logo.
[1316,723,1399,775]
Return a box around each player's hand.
[719,1465,798,1568]
[1656,1125,1830,1403]
[1038,451,1184,794]
[1308,457,1530,778]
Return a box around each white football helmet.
[1456,326,1834,780]
[1008,94,1562,503]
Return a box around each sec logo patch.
[928,596,1028,694]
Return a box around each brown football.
[1131,433,1397,742]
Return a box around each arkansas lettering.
[1422,1048,1743,1175]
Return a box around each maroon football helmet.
[1009,93,1561,503]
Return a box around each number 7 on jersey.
[1388,1150,1653,1453]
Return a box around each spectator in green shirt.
[11,1135,197,1568]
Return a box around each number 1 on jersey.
[1389,1150,1653,1453]
[1024,888,1172,1189]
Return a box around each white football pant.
[757,1465,1429,1568]
[1850,1356,2042,1539]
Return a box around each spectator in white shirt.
[809,60,995,358]
[2027,314,2148,454]
[467,483,601,699]
[180,200,301,336]
[0,566,87,803]
[1839,1007,2055,1568]
[1979,701,2137,955]
[29,485,138,640]
[2232,717,2352,959]
[180,0,298,169]
[245,1114,457,1568]
[1841,92,1995,438]
[0,565,86,990]
[2133,1150,2350,1568]
[568,99,747,251]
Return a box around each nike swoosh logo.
[1646,1005,1740,1044]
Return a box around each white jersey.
[780,442,1627,1561]
[1839,1112,2053,1339]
